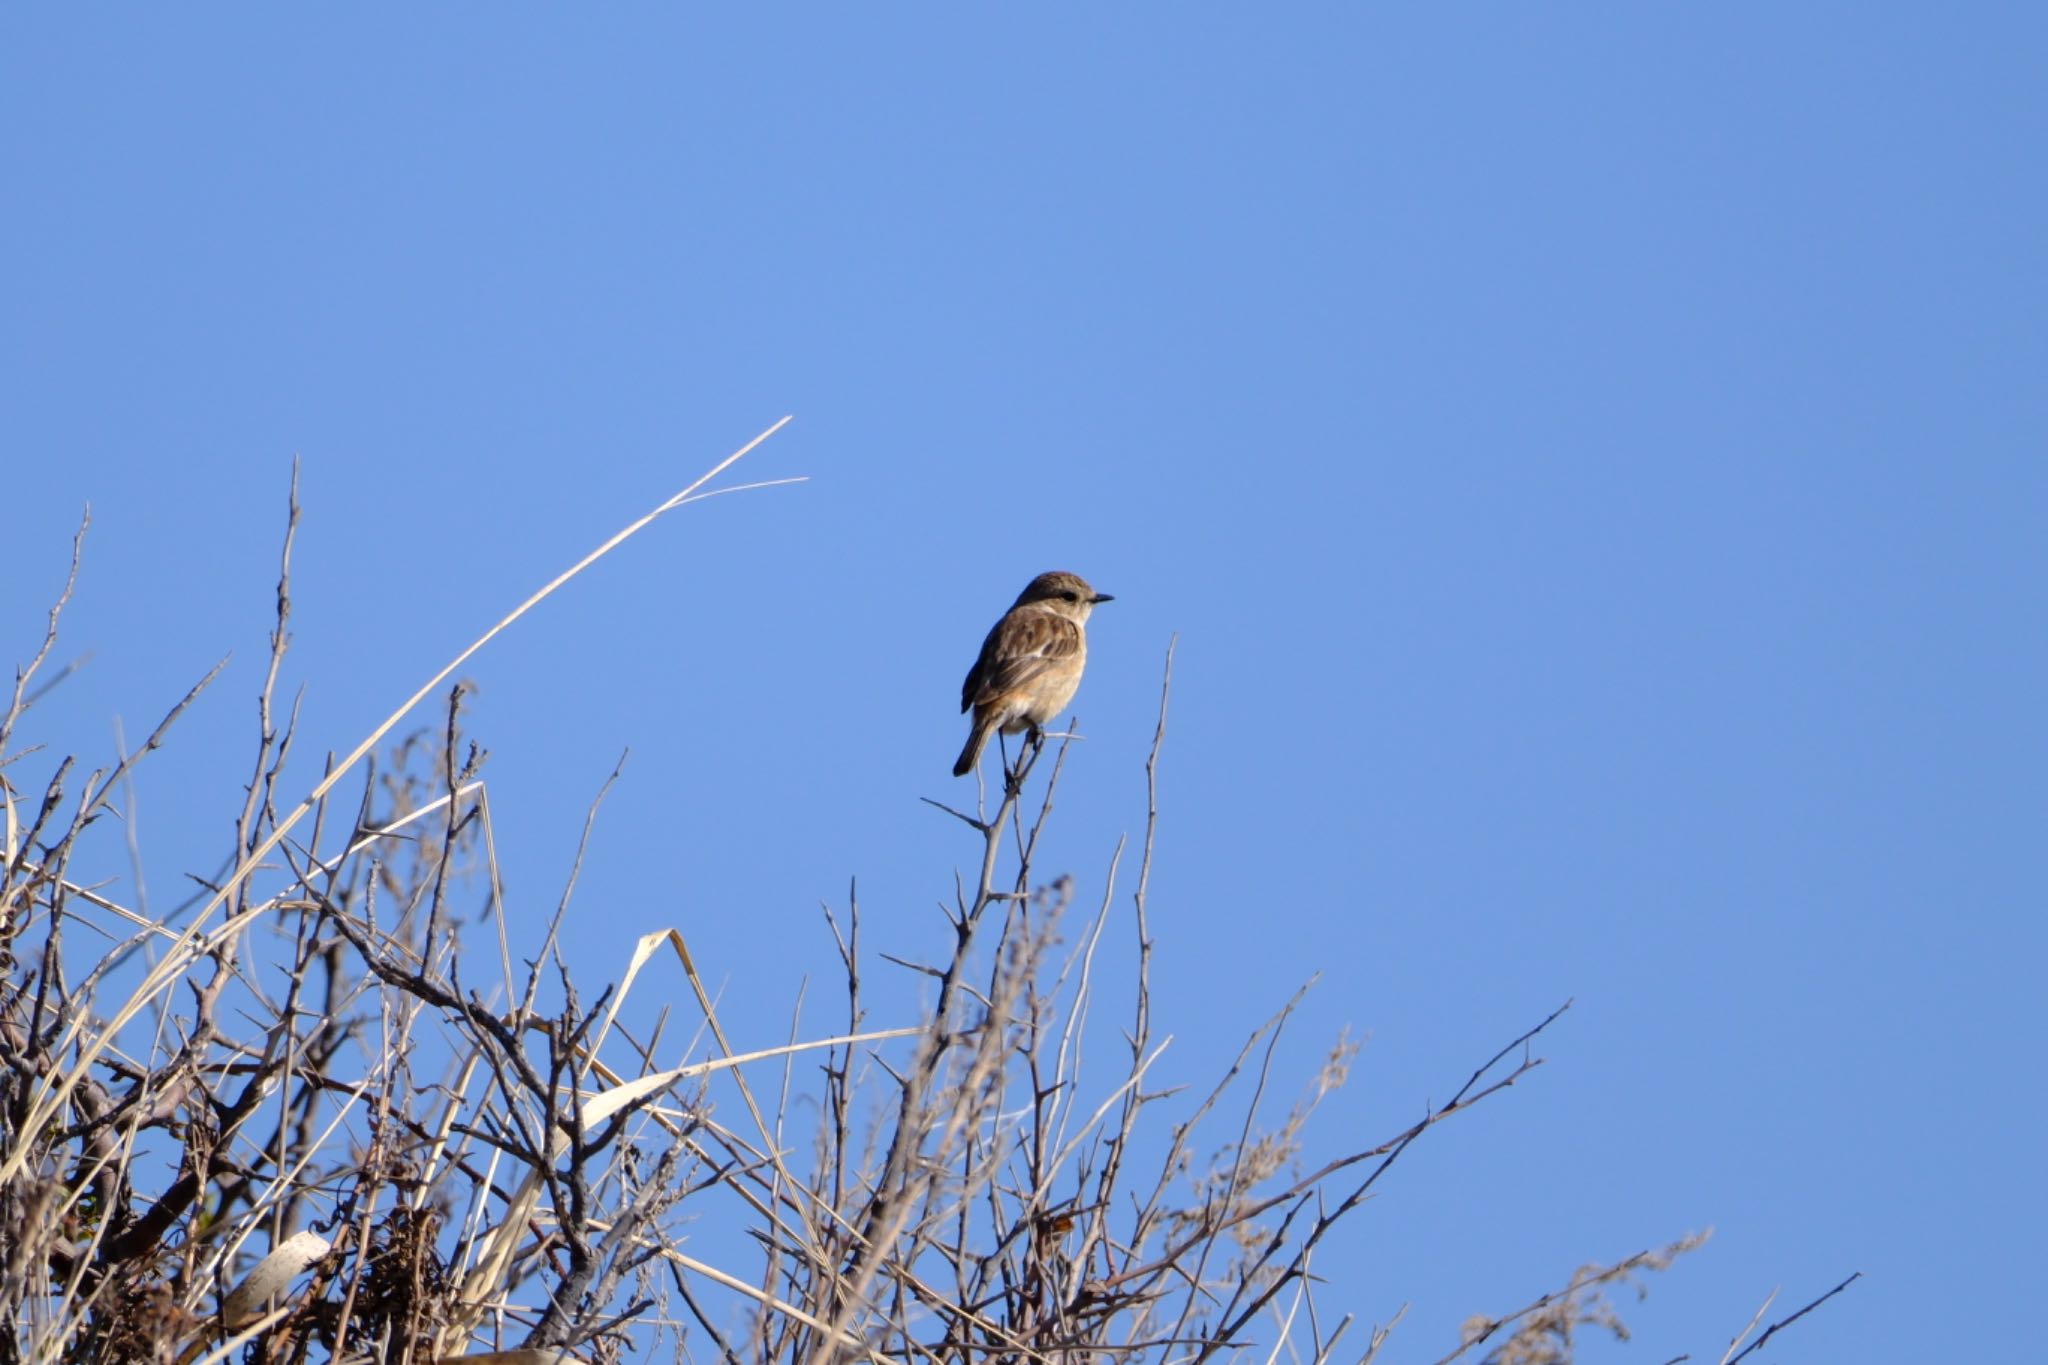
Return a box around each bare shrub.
[0,428,1852,1364]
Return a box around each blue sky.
[5,7,2043,1360]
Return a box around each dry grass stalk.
[0,438,1852,1364]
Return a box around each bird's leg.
[1006,730,1047,795]
[1004,727,1046,796]
[1024,725,1047,771]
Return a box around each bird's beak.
[1093,593,1115,604]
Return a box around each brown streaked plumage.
[954,571,1114,778]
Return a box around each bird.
[954,571,1114,778]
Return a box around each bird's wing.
[961,610,1082,711]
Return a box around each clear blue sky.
[5,8,2042,1360]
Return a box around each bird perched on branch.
[954,571,1114,778]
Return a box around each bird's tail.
[953,713,994,777]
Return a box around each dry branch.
[0,455,1854,1365]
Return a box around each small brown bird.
[954,571,1114,778]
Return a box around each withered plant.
[0,424,1853,1365]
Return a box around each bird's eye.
[1062,591,1078,601]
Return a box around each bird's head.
[1015,571,1114,620]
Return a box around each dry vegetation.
[0,426,1854,1364]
